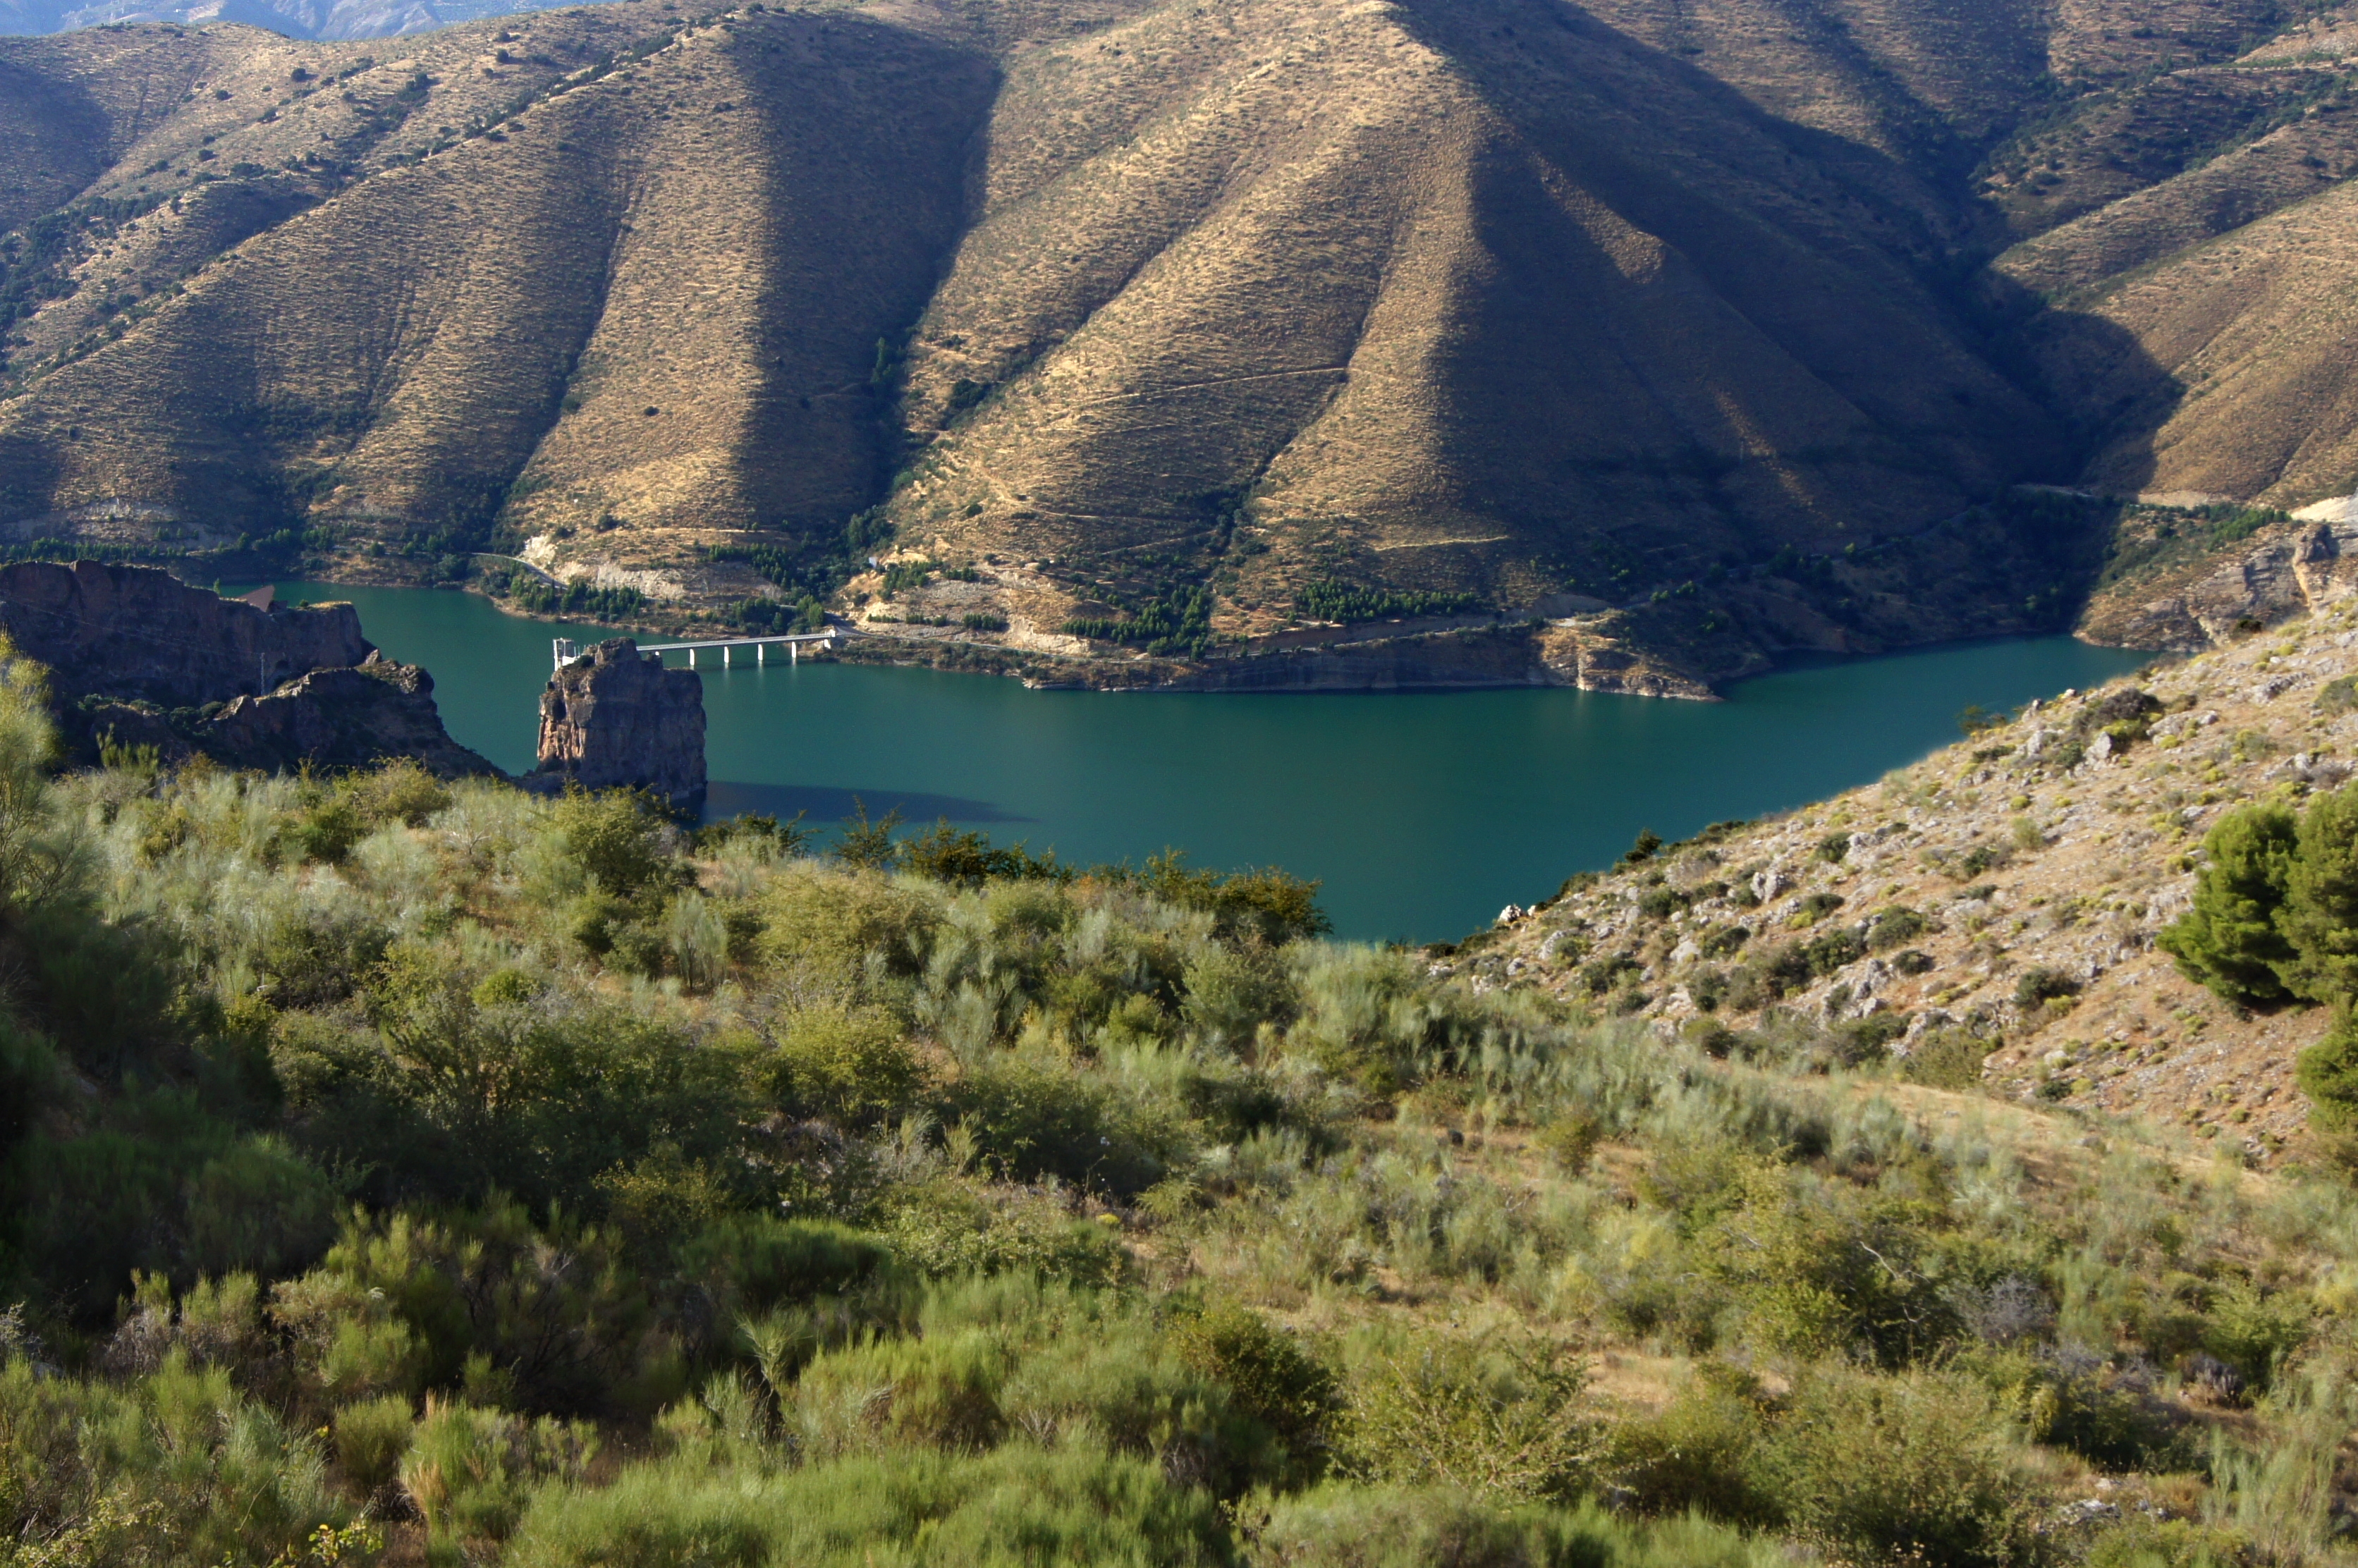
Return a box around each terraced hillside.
[0,0,2350,687]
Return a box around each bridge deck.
[553,627,845,670]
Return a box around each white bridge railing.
[553,626,847,672]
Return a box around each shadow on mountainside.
[1381,0,2181,606]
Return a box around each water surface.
[254,582,2147,941]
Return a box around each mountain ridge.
[0,0,2341,687]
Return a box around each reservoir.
[251,582,2148,941]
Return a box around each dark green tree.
[2280,786,2358,1003]
[2297,1004,2358,1131]
[2157,802,2299,1006]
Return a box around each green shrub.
[331,1392,415,1495]
[1799,926,1864,976]
[2297,1003,2358,1129]
[1864,907,1928,951]
[1183,942,1294,1048]
[1245,1486,1778,1568]
[280,796,369,865]
[1134,850,1331,943]
[1536,1110,1603,1174]
[1698,1168,1958,1366]
[0,1352,350,1567]
[1698,924,1751,960]
[272,1200,671,1416]
[756,868,939,1005]
[1753,1366,2036,1567]
[542,786,673,898]
[2084,1519,2252,1568]
[1900,1027,1991,1090]
[999,1311,1284,1493]
[503,1443,1233,1568]
[2012,967,2081,1010]
[1606,1372,1774,1524]
[2281,783,2358,1003]
[1336,1330,1596,1504]
[883,1179,1130,1285]
[675,1214,901,1319]
[1636,886,1687,920]
[2200,1280,2311,1390]
[791,1328,1008,1457]
[766,1005,928,1127]
[1795,892,1845,926]
[1168,1300,1336,1457]
[1245,1485,1563,1568]
[4,1101,340,1319]
[401,1397,599,1552]
[945,1055,1186,1196]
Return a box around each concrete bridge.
[552,626,847,672]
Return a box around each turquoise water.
[251,582,2148,941]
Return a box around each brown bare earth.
[0,0,2347,687]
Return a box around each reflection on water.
[704,780,1033,826]
[245,582,2151,941]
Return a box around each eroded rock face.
[536,639,706,811]
[0,561,493,778]
[2080,520,2358,649]
[0,561,371,704]
[210,656,499,778]
[85,656,499,778]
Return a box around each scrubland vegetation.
[0,639,2356,1566]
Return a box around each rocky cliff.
[84,654,500,778]
[534,639,705,811]
[0,561,371,706]
[2079,515,2358,651]
[0,559,496,777]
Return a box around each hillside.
[4,584,2358,1562]
[0,0,2347,685]
[1469,559,2358,1170]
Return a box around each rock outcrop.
[212,656,498,777]
[0,561,371,705]
[0,560,496,778]
[534,639,706,811]
[83,655,501,778]
[2079,519,2358,650]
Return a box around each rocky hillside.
[1462,587,2358,1165]
[0,0,2352,687]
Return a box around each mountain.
[0,0,598,43]
[0,0,2346,686]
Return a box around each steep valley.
[0,0,2347,687]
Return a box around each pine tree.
[2157,802,2299,1006]
[2280,787,2358,1003]
[2298,1004,2358,1130]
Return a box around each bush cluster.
[0,627,2346,1566]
